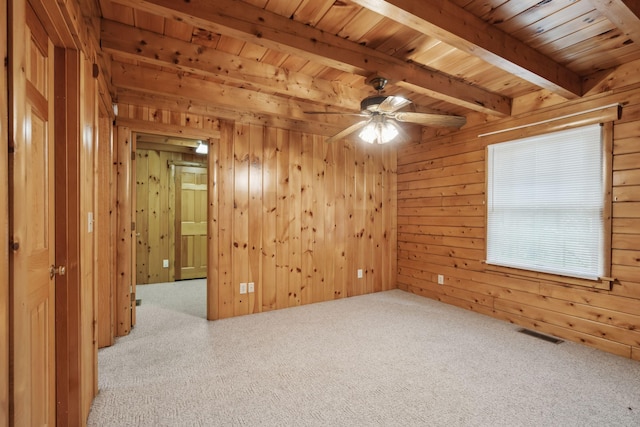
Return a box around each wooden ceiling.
[97,0,640,137]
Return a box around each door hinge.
[130,292,136,302]
[131,150,136,160]
[131,221,136,231]
[49,265,66,279]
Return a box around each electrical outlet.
[163,259,169,268]
[248,282,255,293]
[357,269,363,279]
[437,274,444,285]
[240,282,247,294]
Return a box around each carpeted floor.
[88,281,640,426]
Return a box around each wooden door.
[175,166,208,280]
[10,6,56,424]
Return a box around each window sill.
[483,262,613,291]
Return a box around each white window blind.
[486,124,604,280]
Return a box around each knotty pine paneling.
[80,54,98,417]
[135,149,200,284]
[96,114,115,349]
[210,122,397,318]
[119,103,397,318]
[398,85,640,360]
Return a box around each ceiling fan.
[307,76,466,144]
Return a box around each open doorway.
[134,133,208,318]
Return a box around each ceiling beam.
[109,0,511,116]
[117,90,345,136]
[590,0,640,46]
[116,117,221,141]
[349,0,583,100]
[101,19,369,112]
[113,67,353,136]
[111,62,359,128]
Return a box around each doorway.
[134,133,208,317]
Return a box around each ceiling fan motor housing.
[361,95,389,112]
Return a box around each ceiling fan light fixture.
[359,120,399,144]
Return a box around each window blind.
[486,124,604,280]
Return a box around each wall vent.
[517,328,564,344]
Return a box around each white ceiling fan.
[307,76,467,144]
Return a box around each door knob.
[49,265,66,279]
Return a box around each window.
[486,124,605,280]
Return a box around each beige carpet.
[88,282,640,426]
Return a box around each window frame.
[484,121,613,288]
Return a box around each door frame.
[117,128,213,320]
[1,0,9,421]
[53,46,83,426]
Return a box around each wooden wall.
[96,112,116,349]
[115,104,398,320]
[79,52,99,419]
[397,80,640,360]
[209,121,397,319]
[135,148,201,284]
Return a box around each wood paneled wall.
[135,148,200,284]
[397,83,640,360]
[116,125,133,336]
[210,121,397,319]
[79,53,99,418]
[115,103,397,320]
[96,113,116,349]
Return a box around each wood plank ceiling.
[98,0,640,138]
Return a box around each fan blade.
[394,112,466,128]
[325,120,370,144]
[304,111,369,117]
[377,96,412,113]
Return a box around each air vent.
[517,328,564,344]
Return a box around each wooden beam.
[591,0,640,46]
[109,0,511,116]
[116,89,345,137]
[111,62,360,135]
[116,117,221,141]
[349,0,582,99]
[112,62,353,125]
[101,19,367,112]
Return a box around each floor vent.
[517,328,564,344]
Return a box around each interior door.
[10,6,56,424]
[175,166,208,280]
